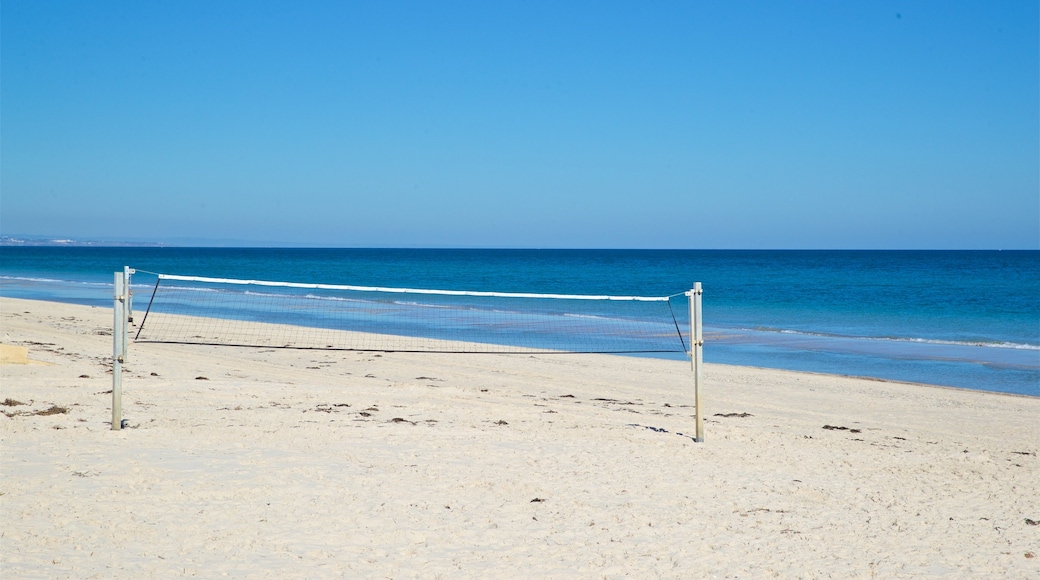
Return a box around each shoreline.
[2,297,1038,576]
[5,287,1038,395]
[730,362,1040,400]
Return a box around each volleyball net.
[132,272,690,354]
[109,268,705,439]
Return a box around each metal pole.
[112,272,125,431]
[123,267,134,361]
[690,282,704,442]
[125,266,134,323]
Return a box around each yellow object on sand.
[0,344,51,365]
[0,344,30,365]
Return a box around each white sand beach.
[2,297,1038,578]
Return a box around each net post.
[123,267,134,362]
[689,282,704,442]
[112,271,126,431]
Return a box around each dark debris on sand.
[823,425,861,433]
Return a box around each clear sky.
[2,1,1037,249]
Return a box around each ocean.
[1,247,1037,396]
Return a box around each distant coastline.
[0,235,343,248]
[0,235,310,248]
[0,235,168,248]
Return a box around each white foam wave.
[563,313,612,321]
[743,326,1039,351]
[303,293,366,304]
[165,285,222,293]
[0,275,110,287]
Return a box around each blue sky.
[2,1,1037,248]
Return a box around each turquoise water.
[1,247,1037,396]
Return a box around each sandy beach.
[2,296,1037,578]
